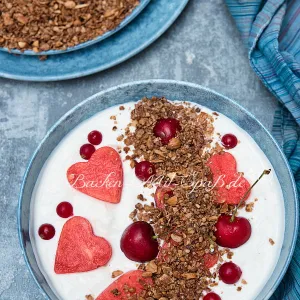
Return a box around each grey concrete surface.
[0,0,278,299]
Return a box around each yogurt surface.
[30,101,284,300]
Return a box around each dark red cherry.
[80,143,95,160]
[221,134,238,149]
[219,262,242,284]
[153,118,180,145]
[88,130,103,145]
[38,224,55,240]
[56,202,73,218]
[215,215,251,248]
[135,161,156,181]
[120,221,159,262]
[203,292,222,300]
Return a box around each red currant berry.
[153,118,180,145]
[135,161,156,181]
[80,144,95,160]
[203,292,222,300]
[38,224,55,240]
[221,134,238,149]
[56,202,73,218]
[219,262,242,284]
[88,130,102,145]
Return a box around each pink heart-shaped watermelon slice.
[55,216,112,274]
[96,270,153,299]
[67,146,123,204]
[207,152,250,204]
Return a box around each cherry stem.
[230,169,271,222]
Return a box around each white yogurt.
[30,102,284,300]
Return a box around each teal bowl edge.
[18,79,299,300]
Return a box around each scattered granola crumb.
[241,279,248,285]
[130,160,136,168]
[123,146,130,154]
[246,202,254,212]
[227,251,234,259]
[254,198,258,202]
[111,270,124,278]
[112,126,117,131]
[85,295,94,300]
[110,115,117,120]
[269,238,275,245]
[39,55,48,61]
[212,112,219,116]
[129,209,137,220]
[137,194,147,202]
[117,135,124,141]
[237,286,242,291]
[119,106,125,111]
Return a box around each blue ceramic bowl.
[18,80,298,300]
[1,0,150,56]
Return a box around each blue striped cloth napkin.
[225,0,300,299]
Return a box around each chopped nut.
[117,135,124,141]
[182,273,197,279]
[32,41,39,47]
[167,138,181,150]
[166,196,178,206]
[170,234,182,243]
[130,160,136,168]
[3,13,14,26]
[39,55,48,61]
[18,42,27,48]
[142,271,153,278]
[246,202,254,212]
[112,270,124,278]
[14,13,28,24]
[269,238,275,245]
[64,1,76,9]
[129,209,137,220]
[146,261,158,273]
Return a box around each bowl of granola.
[18,80,298,300]
[0,0,150,55]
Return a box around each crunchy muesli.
[0,0,139,52]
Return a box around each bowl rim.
[1,0,151,56]
[18,79,299,299]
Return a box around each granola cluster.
[123,97,232,299]
[0,0,139,52]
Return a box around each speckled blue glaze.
[0,0,151,56]
[18,80,298,300]
[0,0,189,81]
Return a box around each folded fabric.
[225,0,300,299]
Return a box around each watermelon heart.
[207,152,250,204]
[96,270,153,299]
[54,216,112,274]
[67,146,123,204]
